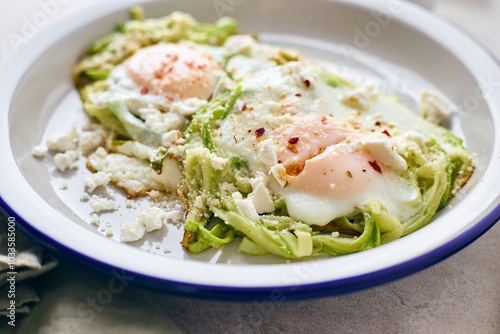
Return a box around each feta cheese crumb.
[80,193,90,202]
[79,130,105,155]
[53,150,80,172]
[170,98,207,116]
[210,156,228,170]
[125,199,133,208]
[83,171,112,193]
[270,163,288,187]
[234,198,259,221]
[339,87,372,110]
[120,221,145,242]
[32,144,48,158]
[106,228,114,237]
[137,207,168,232]
[90,195,118,213]
[161,130,180,147]
[148,190,162,199]
[194,196,204,209]
[46,127,79,152]
[90,214,100,226]
[248,173,275,214]
[419,90,450,124]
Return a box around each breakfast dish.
[36,7,474,259]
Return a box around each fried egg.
[215,56,426,227]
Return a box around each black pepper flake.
[304,79,311,87]
[375,121,381,126]
[288,136,299,144]
[346,171,353,178]
[362,169,366,172]
[242,103,247,111]
[255,127,265,137]
[295,93,302,97]
[368,161,382,174]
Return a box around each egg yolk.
[273,115,356,175]
[125,43,215,100]
[285,144,382,199]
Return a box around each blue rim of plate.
[1,0,500,301]
[2,194,500,301]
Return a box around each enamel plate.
[1,0,499,300]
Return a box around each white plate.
[1,0,499,300]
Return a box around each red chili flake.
[346,171,353,178]
[164,66,174,75]
[382,129,391,137]
[288,137,299,144]
[375,121,381,126]
[242,103,247,111]
[255,127,265,137]
[140,87,149,95]
[278,160,282,164]
[247,129,252,133]
[198,64,207,70]
[295,93,302,97]
[282,104,292,110]
[184,60,194,67]
[304,79,311,87]
[165,96,174,101]
[369,161,382,174]
[353,124,361,129]
[321,116,327,124]
[362,169,367,172]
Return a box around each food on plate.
[39,7,475,259]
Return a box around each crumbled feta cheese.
[224,35,256,56]
[79,130,105,155]
[249,179,275,214]
[83,171,112,193]
[361,140,407,171]
[232,191,243,200]
[339,87,372,110]
[114,141,153,161]
[270,163,287,187]
[53,150,80,172]
[60,183,68,190]
[163,209,183,226]
[87,152,180,196]
[148,190,162,199]
[170,98,207,116]
[195,196,204,209]
[32,144,48,158]
[234,198,259,221]
[210,156,228,170]
[258,139,278,169]
[120,221,145,242]
[80,193,90,202]
[46,127,79,152]
[220,182,238,193]
[90,214,100,226]
[161,130,180,147]
[138,107,185,133]
[137,207,168,232]
[419,90,449,124]
[106,228,114,237]
[125,199,133,208]
[90,195,118,213]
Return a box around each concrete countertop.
[1,1,499,333]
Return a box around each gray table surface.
[1,1,499,333]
